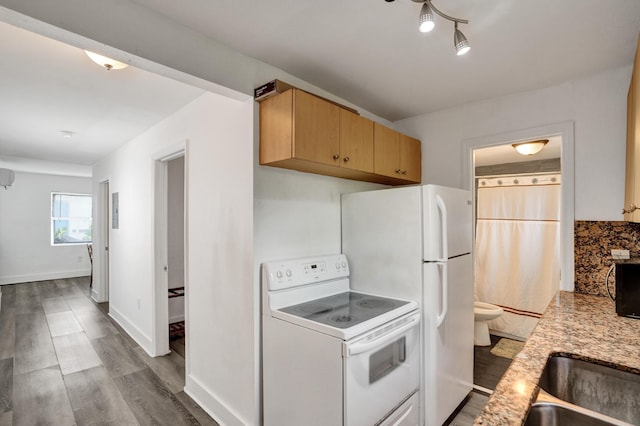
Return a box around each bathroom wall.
[574,220,640,296]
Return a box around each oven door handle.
[345,314,420,357]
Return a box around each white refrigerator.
[341,184,473,426]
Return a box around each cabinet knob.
[401,170,407,175]
[623,204,638,214]
[333,154,340,160]
[395,169,401,174]
[343,156,350,162]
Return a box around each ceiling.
[0,21,204,172]
[1,1,639,173]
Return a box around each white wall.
[93,92,255,426]
[0,172,92,284]
[395,65,632,221]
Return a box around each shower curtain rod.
[476,171,561,179]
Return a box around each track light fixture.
[395,0,471,55]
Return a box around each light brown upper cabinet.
[339,109,374,173]
[374,123,422,183]
[624,33,640,222]
[260,88,421,185]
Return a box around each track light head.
[454,23,470,55]
[407,0,471,56]
[418,2,435,33]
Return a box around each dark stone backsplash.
[574,221,640,296]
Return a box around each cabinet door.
[340,110,374,172]
[399,134,422,183]
[374,123,400,178]
[260,89,293,164]
[293,89,340,165]
[625,70,637,221]
[625,33,640,222]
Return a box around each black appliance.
[615,260,640,319]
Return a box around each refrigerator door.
[341,186,423,303]
[423,255,473,426]
[423,185,472,261]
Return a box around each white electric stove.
[262,254,421,426]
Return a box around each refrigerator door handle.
[435,194,448,261]
[436,261,448,327]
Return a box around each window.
[51,192,93,245]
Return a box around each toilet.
[474,302,504,346]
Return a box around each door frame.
[152,141,187,356]
[461,121,575,291]
[94,178,111,303]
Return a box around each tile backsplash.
[574,220,640,296]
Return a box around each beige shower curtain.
[475,174,561,339]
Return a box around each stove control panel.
[263,254,349,291]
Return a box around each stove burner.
[330,314,356,324]
[357,299,395,310]
[299,304,333,315]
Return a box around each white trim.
[462,121,575,291]
[0,270,90,285]
[151,140,188,358]
[108,305,154,356]
[185,374,245,426]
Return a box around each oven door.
[343,312,421,426]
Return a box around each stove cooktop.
[280,291,410,329]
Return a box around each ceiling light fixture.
[398,0,471,55]
[0,168,15,189]
[512,140,549,156]
[84,50,128,71]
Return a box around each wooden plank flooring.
[0,277,218,426]
[473,334,515,390]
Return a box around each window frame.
[50,191,93,246]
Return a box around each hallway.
[0,277,217,425]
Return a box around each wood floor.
[473,334,515,390]
[0,277,218,426]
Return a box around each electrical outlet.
[611,249,630,260]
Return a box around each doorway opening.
[462,122,575,392]
[153,146,186,357]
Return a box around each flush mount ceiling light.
[84,50,128,71]
[0,168,15,189]
[387,0,471,55]
[512,140,549,156]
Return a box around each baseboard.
[185,374,246,426]
[0,270,90,285]
[489,330,527,342]
[108,306,154,355]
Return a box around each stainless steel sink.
[525,354,640,426]
[525,403,624,426]
[539,355,640,424]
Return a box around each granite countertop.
[474,291,640,425]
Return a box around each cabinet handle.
[343,156,350,162]
[622,204,638,214]
[402,170,407,175]
[395,169,401,174]
[333,154,340,160]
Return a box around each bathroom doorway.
[473,142,561,341]
[462,123,575,392]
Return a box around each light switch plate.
[611,249,630,260]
